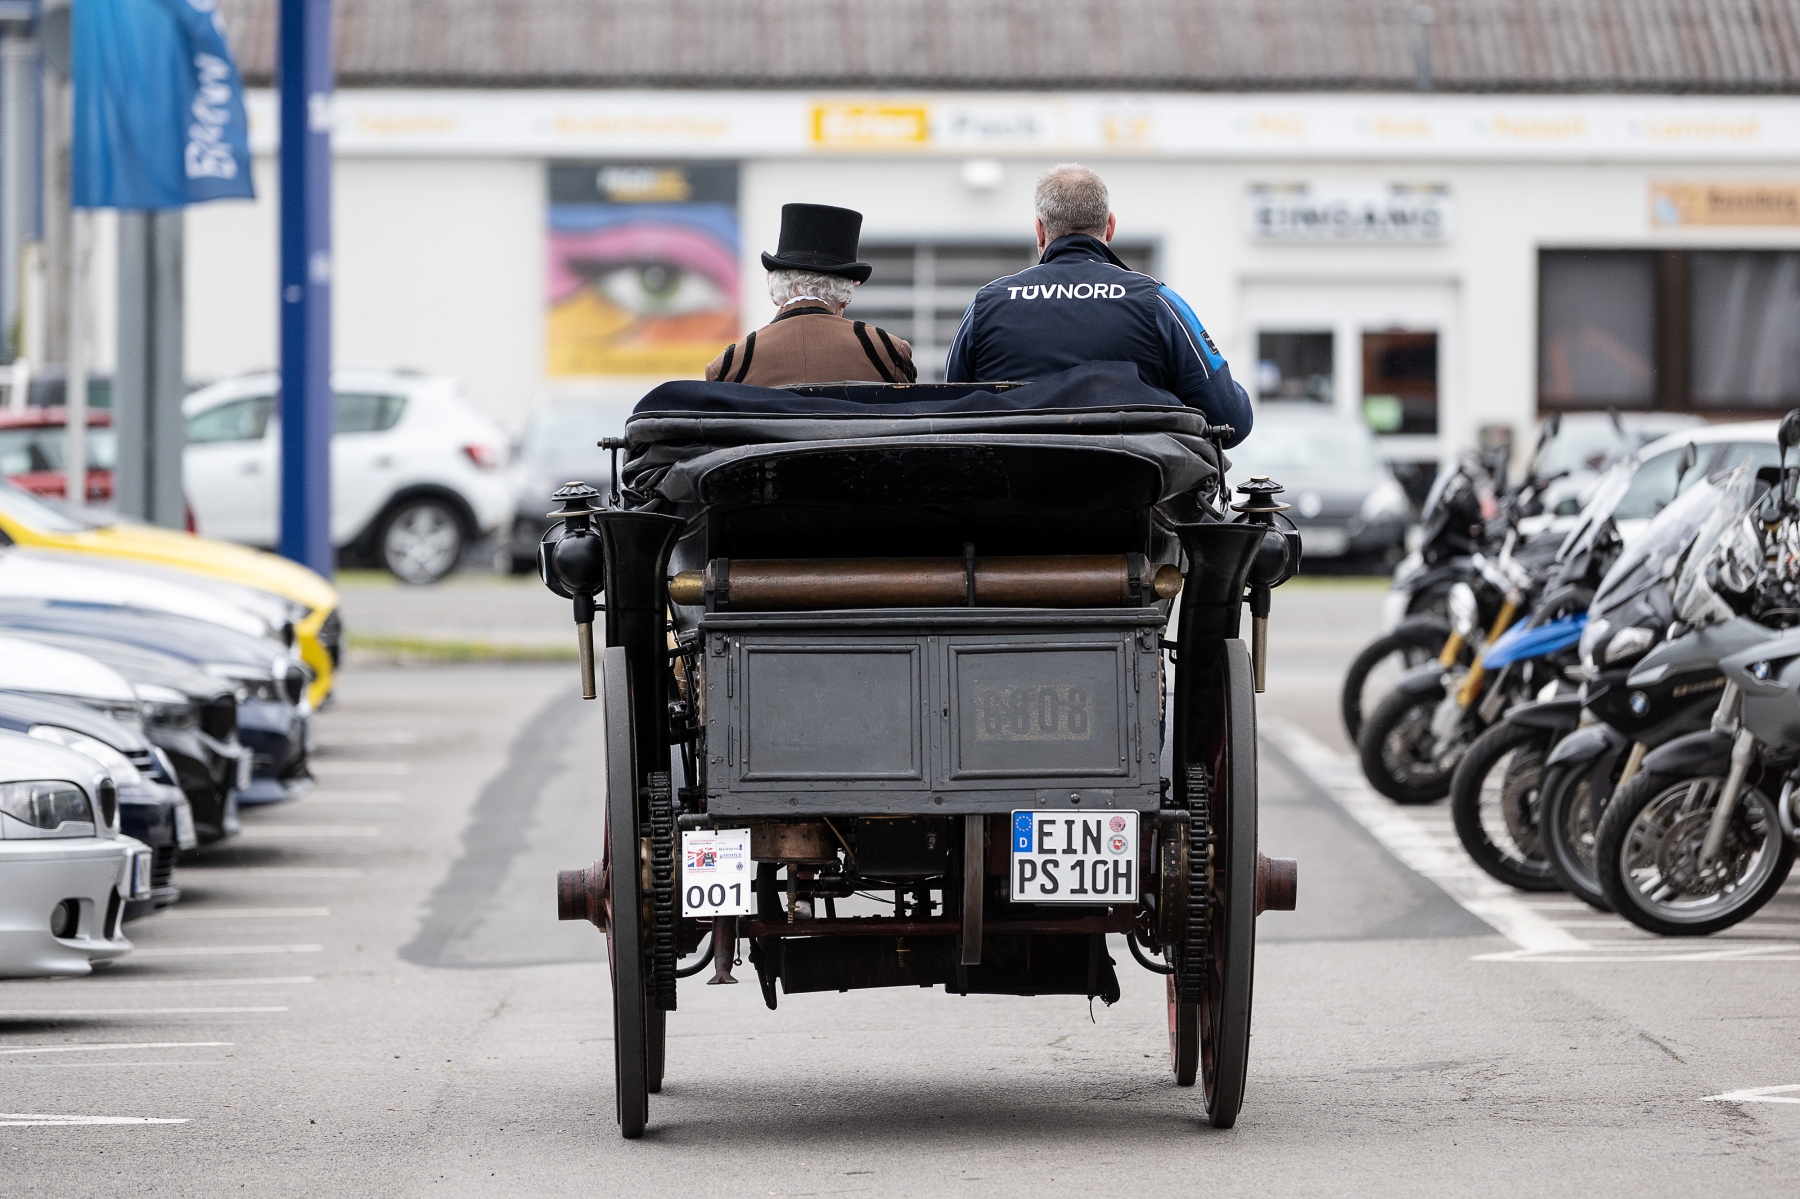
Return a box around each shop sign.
[1248,183,1451,243]
[1651,181,1800,227]
[811,104,929,148]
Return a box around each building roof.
[217,0,1800,94]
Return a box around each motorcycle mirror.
[1780,409,1800,456]
[1674,440,1698,489]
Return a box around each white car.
[1615,420,1780,544]
[0,730,151,978]
[0,547,283,645]
[183,367,513,583]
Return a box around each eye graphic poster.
[546,162,740,377]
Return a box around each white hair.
[1035,163,1111,241]
[768,269,856,310]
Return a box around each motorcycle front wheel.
[1538,761,1612,911]
[1449,721,1560,891]
[1339,618,1456,744]
[1594,769,1796,937]
[1358,681,1461,805]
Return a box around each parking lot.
[5,577,1800,1196]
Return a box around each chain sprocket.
[647,770,677,1010]
[1175,763,1213,1004]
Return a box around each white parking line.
[302,792,404,805]
[0,977,313,989]
[309,761,411,775]
[0,1113,188,1126]
[0,1042,231,1056]
[1704,1085,1800,1104]
[157,908,331,920]
[180,868,363,879]
[130,945,322,958]
[0,1007,287,1017]
[1262,718,1584,955]
[317,731,420,746]
[235,826,381,839]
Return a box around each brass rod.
[577,621,596,700]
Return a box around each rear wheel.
[601,647,649,1137]
[1166,640,1252,1123]
[1595,769,1796,937]
[1538,761,1612,911]
[1449,721,1559,891]
[379,497,465,584]
[1340,619,1454,743]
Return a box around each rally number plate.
[1010,810,1139,905]
[680,827,755,917]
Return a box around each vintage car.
[543,363,1298,1137]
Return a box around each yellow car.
[0,484,342,707]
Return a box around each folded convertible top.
[621,363,1229,507]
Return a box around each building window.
[1539,251,1657,408]
[1690,251,1800,409]
[854,241,1157,382]
[1256,331,1333,403]
[1540,248,1800,413]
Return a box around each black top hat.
[760,203,872,283]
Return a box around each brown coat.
[705,304,917,386]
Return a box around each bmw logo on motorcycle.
[1628,691,1650,716]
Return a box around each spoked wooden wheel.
[1199,639,1257,1127]
[1165,638,1258,1127]
[601,647,650,1138]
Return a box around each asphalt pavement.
[6,578,1800,1196]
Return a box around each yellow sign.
[1652,182,1800,227]
[811,104,930,148]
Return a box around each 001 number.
[684,882,743,914]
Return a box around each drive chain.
[1177,763,1213,1005]
[647,770,677,1011]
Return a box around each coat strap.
[731,330,757,383]
[875,326,917,382]
[852,321,897,383]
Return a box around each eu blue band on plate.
[1013,811,1034,853]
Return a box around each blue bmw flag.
[72,0,256,209]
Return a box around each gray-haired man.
[944,164,1251,445]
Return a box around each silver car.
[1225,403,1412,566]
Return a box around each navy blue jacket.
[944,235,1252,447]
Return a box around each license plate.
[1304,525,1349,557]
[681,827,755,917]
[1010,810,1139,905]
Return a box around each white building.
[119,2,1800,485]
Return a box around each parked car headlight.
[1361,478,1410,521]
[0,779,95,835]
[1604,624,1657,665]
[27,726,142,787]
[1448,582,1479,637]
[136,683,199,731]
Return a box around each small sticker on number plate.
[1010,810,1138,904]
[680,827,754,917]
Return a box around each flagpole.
[64,207,86,509]
[277,0,333,575]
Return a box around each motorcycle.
[1341,452,1561,742]
[1361,461,1629,805]
[1537,459,1756,908]
[1594,415,1800,935]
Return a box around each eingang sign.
[1248,183,1451,243]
